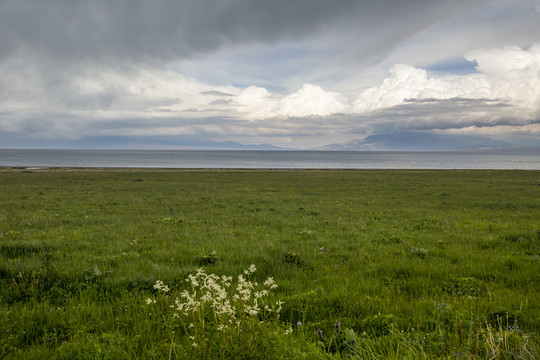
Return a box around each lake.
[0,148,539,169]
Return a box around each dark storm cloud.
[346,97,539,135]
[0,0,488,65]
[0,0,346,62]
[250,97,539,139]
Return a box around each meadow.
[0,168,539,359]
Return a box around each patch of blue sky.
[425,57,478,76]
[170,44,321,93]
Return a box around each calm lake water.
[0,148,539,170]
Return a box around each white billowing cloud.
[235,86,279,119]
[353,43,540,119]
[352,64,490,112]
[234,83,349,119]
[465,44,540,110]
[468,44,540,75]
[278,83,349,117]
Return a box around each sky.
[1,0,539,150]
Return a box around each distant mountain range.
[316,132,516,151]
[14,136,283,150]
[10,132,534,151]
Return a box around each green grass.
[0,168,539,359]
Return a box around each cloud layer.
[0,0,539,148]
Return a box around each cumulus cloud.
[235,86,279,119]
[352,43,540,122]
[234,83,349,119]
[465,44,540,110]
[351,64,489,112]
[278,84,348,117]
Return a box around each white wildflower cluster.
[146,265,285,346]
[153,279,170,293]
[171,265,281,320]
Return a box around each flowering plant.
[147,265,288,358]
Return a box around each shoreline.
[1,167,539,173]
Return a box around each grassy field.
[0,168,539,359]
